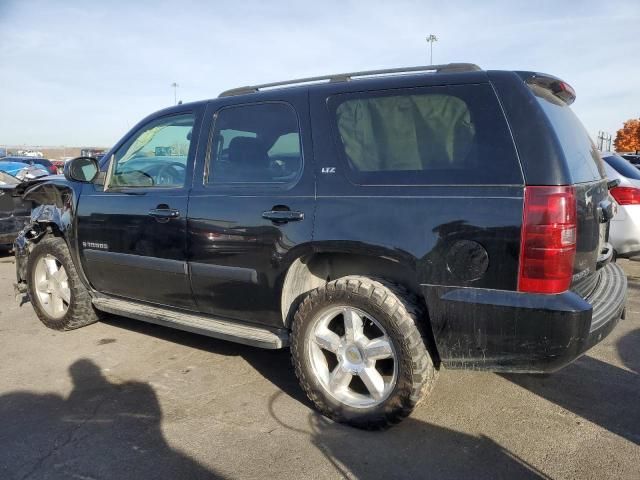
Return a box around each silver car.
[602,152,640,258]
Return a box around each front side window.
[208,103,302,184]
[108,113,195,188]
[330,84,522,185]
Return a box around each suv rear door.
[76,105,203,309]
[187,91,315,328]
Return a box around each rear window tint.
[530,85,604,183]
[329,84,522,185]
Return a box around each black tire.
[291,276,438,430]
[27,236,101,330]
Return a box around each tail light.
[518,186,577,294]
[610,186,640,205]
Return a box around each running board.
[92,296,288,349]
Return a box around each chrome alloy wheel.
[307,306,398,408]
[33,254,70,319]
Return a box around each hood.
[13,175,79,209]
[0,162,50,181]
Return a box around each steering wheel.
[155,162,186,186]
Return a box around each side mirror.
[64,156,99,183]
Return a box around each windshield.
[117,117,193,164]
[603,154,640,180]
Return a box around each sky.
[0,0,639,147]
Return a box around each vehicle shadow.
[101,316,546,479]
[265,391,547,480]
[101,314,309,405]
[502,327,640,446]
[0,358,222,480]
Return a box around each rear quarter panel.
[309,83,525,292]
[311,186,524,290]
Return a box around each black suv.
[14,63,627,429]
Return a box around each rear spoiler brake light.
[525,75,576,105]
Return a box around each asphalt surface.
[0,251,638,480]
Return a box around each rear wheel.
[291,276,437,429]
[27,236,101,330]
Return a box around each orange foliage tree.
[614,119,640,152]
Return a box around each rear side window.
[329,84,522,185]
[207,102,302,185]
[530,85,605,183]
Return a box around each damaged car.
[0,171,32,249]
[0,161,50,181]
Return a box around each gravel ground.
[0,252,638,480]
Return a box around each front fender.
[14,180,90,291]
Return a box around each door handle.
[262,210,304,223]
[148,207,180,221]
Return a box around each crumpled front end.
[14,205,63,293]
[14,228,30,294]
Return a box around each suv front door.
[77,107,202,309]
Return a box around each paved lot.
[0,252,638,480]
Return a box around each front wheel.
[291,276,437,429]
[27,236,101,330]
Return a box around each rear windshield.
[329,84,523,185]
[604,154,640,180]
[530,85,605,183]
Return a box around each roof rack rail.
[218,63,482,97]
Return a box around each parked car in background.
[620,154,640,167]
[51,160,64,174]
[602,152,640,258]
[80,148,107,159]
[50,158,73,174]
[16,150,43,158]
[0,156,58,175]
[0,161,50,180]
[0,171,32,249]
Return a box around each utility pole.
[425,34,438,64]
[597,131,612,151]
[171,82,179,105]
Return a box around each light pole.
[171,82,179,105]
[425,35,438,64]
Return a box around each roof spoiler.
[523,73,576,105]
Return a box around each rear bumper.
[423,262,627,373]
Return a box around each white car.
[602,152,640,258]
